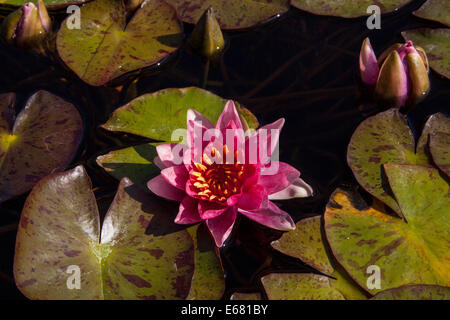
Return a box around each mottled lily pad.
[0,0,86,10]
[270,216,367,300]
[186,223,225,300]
[402,28,450,79]
[261,273,346,300]
[96,143,159,190]
[429,132,450,178]
[291,0,413,18]
[14,166,196,299]
[56,0,183,86]
[0,91,82,203]
[347,109,449,215]
[413,0,450,26]
[165,0,289,30]
[372,285,450,300]
[325,164,450,295]
[101,87,259,142]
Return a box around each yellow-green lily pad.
[325,164,450,295]
[372,285,450,300]
[347,109,449,215]
[101,87,259,142]
[56,0,183,86]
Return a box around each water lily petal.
[206,205,238,247]
[161,165,189,190]
[268,177,314,200]
[156,143,185,168]
[175,196,202,224]
[259,161,300,194]
[239,201,295,231]
[187,108,214,129]
[147,174,185,201]
[238,184,266,211]
[216,100,243,131]
[198,200,227,219]
[153,156,166,170]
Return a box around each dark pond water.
[0,0,448,299]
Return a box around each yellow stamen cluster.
[190,146,245,203]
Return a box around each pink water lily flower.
[147,101,313,247]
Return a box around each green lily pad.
[261,273,346,300]
[56,0,183,86]
[325,164,450,295]
[165,0,289,30]
[271,216,334,276]
[186,223,225,300]
[429,132,450,178]
[96,143,159,190]
[413,0,450,27]
[291,0,413,18]
[347,109,449,215]
[270,216,367,300]
[0,91,82,203]
[14,166,196,299]
[101,87,259,142]
[230,292,262,300]
[0,0,86,10]
[402,28,450,79]
[372,285,450,300]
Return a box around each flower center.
[190,146,245,203]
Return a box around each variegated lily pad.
[413,0,450,26]
[14,166,196,299]
[347,109,449,215]
[0,91,82,203]
[291,0,413,18]
[429,132,450,178]
[325,164,450,295]
[56,0,183,86]
[372,285,450,300]
[268,216,367,300]
[96,143,160,190]
[165,0,289,30]
[101,87,259,142]
[402,28,450,79]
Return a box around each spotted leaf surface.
[372,285,450,300]
[270,215,367,300]
[402,29,450,79]
[271,216,334,275]
[102,87,259,141]
[291,0,413,18]
[186,224,225,300]
[429,132,450,178]
[347,109,449,215]
[325,165,450,295]
[0,91,82,203]
[57,0,183,86]
[165,0,289,30]
[261,273,345,300]
[96,143,160,190]
[14,166,195,299]
[413,0,450,26]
